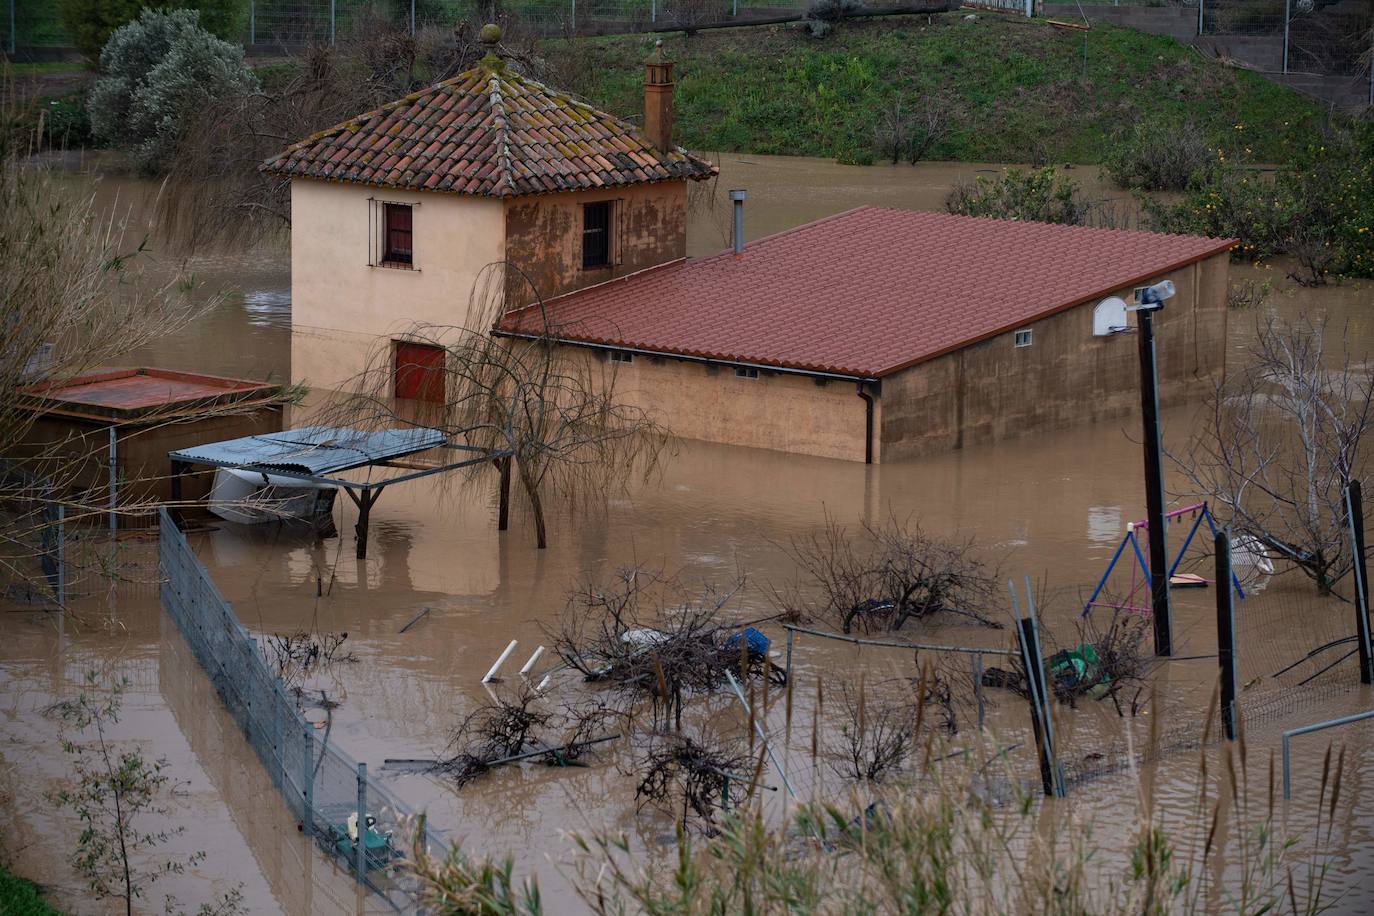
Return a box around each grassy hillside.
[550,14,1325,164]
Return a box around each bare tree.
[320,265,667,549]
[1,85,213,595]
[1171,314,1374,594]
[776,516,1002,634]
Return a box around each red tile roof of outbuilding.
[260,55,715,197]
[497,207,1235,378]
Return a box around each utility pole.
[1134,281,1176,656]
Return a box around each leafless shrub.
[827,677,917,783]
[261,631,356,690]
[633,729,754,830]
[550,566,783,732]
[1226,277,1274,310]
[436,685,557,787]
[873,92,955,165]
[1170,314,1374,594]
[776,516,1002,634]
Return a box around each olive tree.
[88,8,258,174]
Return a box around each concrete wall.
[879,253,1229,461]
[290,179,506,391]
[503,181,688,307]
[559,348,874,462]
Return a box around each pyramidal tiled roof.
[260,54,716,197]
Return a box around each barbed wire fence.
[158,507,445,915]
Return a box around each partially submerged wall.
[879,252,1229,461]
[558,348,873,462]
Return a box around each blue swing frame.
[1081,502,1246,618]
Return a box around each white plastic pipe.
[519,645,545,676]
[482,640,518,684]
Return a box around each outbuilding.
[498,206,1233,462]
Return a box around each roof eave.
[872,237,1239,378]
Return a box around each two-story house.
[262,26,714,395]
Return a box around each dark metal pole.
[354,490,374,560]
[301,726,314,837]
[1138,308,1173,656]
[1344,481,1374,684]
[1215,530,1238,740]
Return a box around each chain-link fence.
[158,507,446,914]
[1201,0,1370,77]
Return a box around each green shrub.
[1101,120,1211,192]
[0,863,63,915]
[58,0,248,64]
[42,90,95,150]
[945,166,1089,225]
[1147,123,1374,283]
[88,8,258,174]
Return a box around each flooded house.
[266,27,1233,464]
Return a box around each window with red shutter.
[384,203,413,266]
[394,341,445,403]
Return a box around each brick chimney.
[643,39,674,153]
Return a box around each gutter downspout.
[856,382,875,465]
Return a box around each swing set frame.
[1081,501,1246,618]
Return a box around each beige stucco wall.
[879,252,1230,461]
[557,348,874,462]
[503,181,688,306]
[290,179,506,391]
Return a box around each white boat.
[208,467,337,524]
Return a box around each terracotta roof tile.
[497,208,1236,379]
[261,56,715,197]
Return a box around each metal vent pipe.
[729,189,747,254]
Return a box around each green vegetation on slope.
[0,865,62,916]
[550,14,1325,164]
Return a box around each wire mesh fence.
[158,507,446,914]
[1201,0,1372,77]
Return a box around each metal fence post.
[108,425,118,533]
[1345,482,1374,684]
[330,0,336,46]
[355,762,367,884]
[651,0,656,24]
[1215,530,1238,740]
[302,726,314,837]
[1282,0,1290,74]
[249,0,255,45]
[1197,0,1204,37]
[8,0,15,56]
[56,503,66,606]
[411,0,416,35]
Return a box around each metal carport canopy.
[167,426,509,558]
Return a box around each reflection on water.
[6,157,1374,912]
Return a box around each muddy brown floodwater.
[3,155,1374,914]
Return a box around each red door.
[394,341,445,403]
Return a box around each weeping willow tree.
[317,263,669,549]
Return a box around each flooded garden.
[4,154,1374,913]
